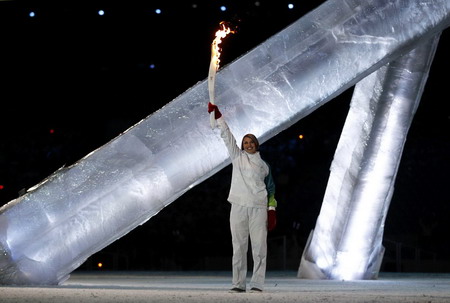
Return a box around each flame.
[211,21,235,70]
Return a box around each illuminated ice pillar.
[298,35,441,280]
[0,0,449,285]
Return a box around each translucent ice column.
[298,35,441,280]
[0,0,449,284]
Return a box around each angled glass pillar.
[298,34,441,280]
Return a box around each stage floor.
[1,271,450,302]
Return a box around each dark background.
[0,1,449,272]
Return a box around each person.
[208,102,277,293]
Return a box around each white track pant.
[230,203,267,290]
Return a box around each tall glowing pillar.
[298,35,441,280]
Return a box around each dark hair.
[241,134,260,151]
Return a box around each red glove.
[268,209,277,231]
[208,102,222,119]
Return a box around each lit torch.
[208,21,235,128]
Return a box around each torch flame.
[211,22,235,70]
[208,21,235,128]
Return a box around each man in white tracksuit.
[208,102,277,293]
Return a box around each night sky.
[0,1,449,272]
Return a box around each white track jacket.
[217,117,270,209]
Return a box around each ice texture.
[298,34,441,280]
[0,0,449,284]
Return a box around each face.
[242,136,257,154]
